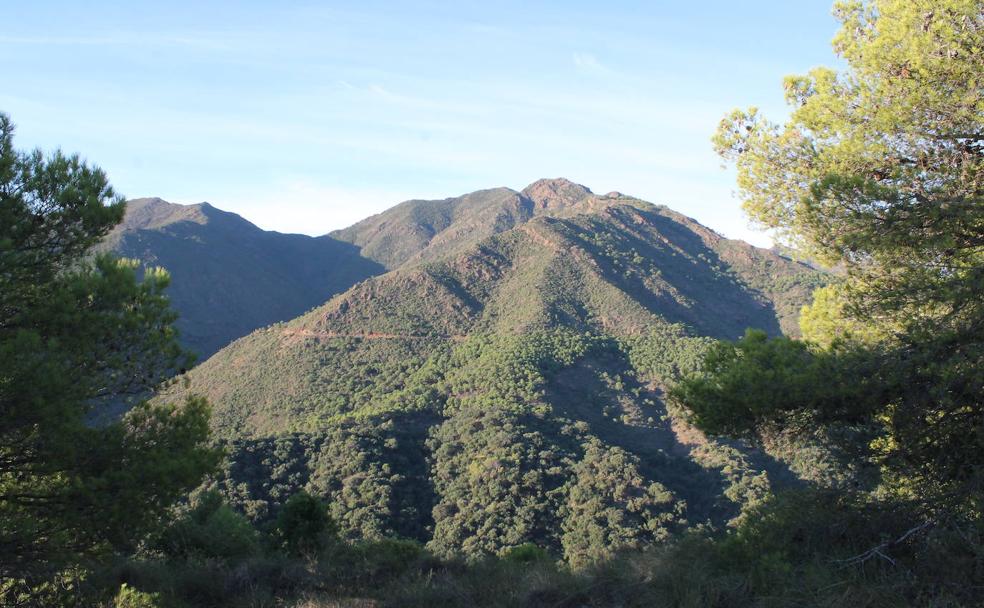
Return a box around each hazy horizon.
[3,1,839,247]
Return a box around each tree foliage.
[695,0,983,515]
[798,283,891,347]
[275,491,338,557]
[157,491,259,562]
[0,113,219,592]
[560,440,682,567]
[673,329,888,438]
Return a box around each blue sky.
[3,1,839,246]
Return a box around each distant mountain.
[103,198,384,359]
[175,194,823,434]
[161,180,839,562]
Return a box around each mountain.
[331,178,615,270]
[161,180,837,563]
[103,198,384,359]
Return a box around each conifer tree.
[0,113,219,598]
[678,0,983,516]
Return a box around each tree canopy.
[0,112,219,599]
[684,0,983,517]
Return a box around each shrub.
[350,538,426,580]
[500,543,548,564]
[158,491,260,562]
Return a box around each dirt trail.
[283,328,466,342]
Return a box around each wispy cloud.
[572,51,608,74]
[0,33,236,50]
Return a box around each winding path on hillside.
[282,328,467,342]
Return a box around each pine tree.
[0,113,220,598]
[680,0,983,516]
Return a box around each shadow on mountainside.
[559,206,785,340]
[544,350,801,526]
[214,410,439,541]
[115,209,385,358]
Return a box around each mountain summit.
[331,178,622,270]
[521,177,593,209]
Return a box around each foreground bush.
[89,489,981,608]
[158,492,260,563]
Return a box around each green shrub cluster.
[95,489,982,607]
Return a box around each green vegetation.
[0,113,219,604]
[7,1,979,604]
[168,193,822,432]
[274,491,339,557]
[92,488,983,607]
[699,0,983,517]
[180,324,845,569]
[669,0,984,602]
[149,162,832,575]
[157,492,260,563]
[147,171,827,570]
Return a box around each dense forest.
[1,1,982,606]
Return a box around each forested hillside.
[103,198,384,358]
[162,182,831,562]
[7,1,980,605]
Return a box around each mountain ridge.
[330,178,646,271]
[110,182,804,361]
[103,197,384,358]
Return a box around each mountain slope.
[162,181,836,562]
[104,198,384,358]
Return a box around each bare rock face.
[521,177,593,210]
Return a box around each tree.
[0,113,220,596]
[798,283,891,347]
[275,491,338,557]
[560,440,681,568]
[682,0,983,516]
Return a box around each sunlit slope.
[333,178,629,270]
[168,194,822,435]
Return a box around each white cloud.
[572,51,605,72]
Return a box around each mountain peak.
[122,197,212,231]
[106,198,384,358]
[120,198,266,237]
[522,178,593,209]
